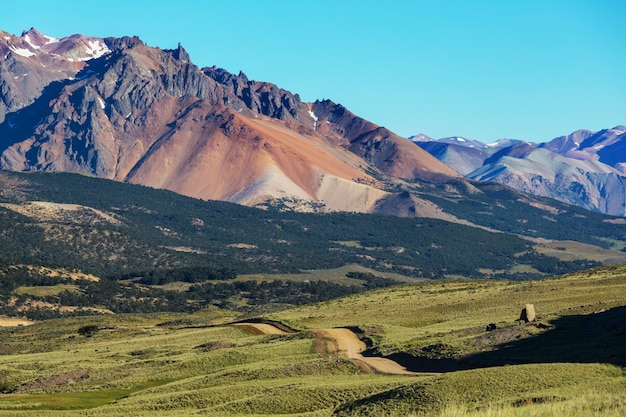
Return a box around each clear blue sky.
[2,0,625,142]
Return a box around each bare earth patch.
[236,321,420,375]
[0,201,121,225]
[15,265,100,282]
[316,328,419,375]
[0,316,34,327]
[227,243,259,249]
[232,323,288,335]
[604,218,626,225]
[161,246,206,254]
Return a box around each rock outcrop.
[519,304,536,323]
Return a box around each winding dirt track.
[318,328,417,375]
[235,322,427,376]
[232,322,289,335]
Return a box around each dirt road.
[234,321,427,375]
[318,328,418,375]
[232,322,289,335]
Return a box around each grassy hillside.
[2,170,618,319]
[271,264,626,363]
[0,263,624,416]
[1,167,625,416]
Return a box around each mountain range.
[0,28,460,217]
[413,126,626,216]
[1,27,625,222]
[1,27,626,417]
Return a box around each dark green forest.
[0,171,617,318]
[0,265,400,319]
[0,172,605,277]
[411,178,626,249]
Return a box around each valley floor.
[0,264,625,416]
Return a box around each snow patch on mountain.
[86,40,109,58]
[308,109,318,129]
[42,34,59,45]
[408,133,434,143]
[23,34,38,49]
[10,46,35,57]
[65,39,111,62]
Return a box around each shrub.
[77,324,99,337]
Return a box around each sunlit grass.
[535,239,626,263]
[0,264,624,415]
[434,388,626,417]
[334,363,625,416]
[16,284,78,296]
[1,381,167,410]
[271,265,626,350]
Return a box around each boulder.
[519,303,536,323]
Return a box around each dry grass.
[16,284,79,297]
[534,239,626,263]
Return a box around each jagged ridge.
[0,28,458,216]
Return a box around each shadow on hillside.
[464,305,626,368]
[387,305,626,372]
[0,56,109,154]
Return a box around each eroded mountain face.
[10,27,620,218]
[0,28,458,215]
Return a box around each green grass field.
[15,284,79,297]
[0,264,625,415]
[236,264,419,285]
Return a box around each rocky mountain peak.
[21,27,41,37]
[417,127,626,216]
[312,99,460,181]
[20,27,50,48]
[408,133,434,142]
[0,27,462,216]
[105,35,143,51]
[170,42,190,63]
[541,129,594,155]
